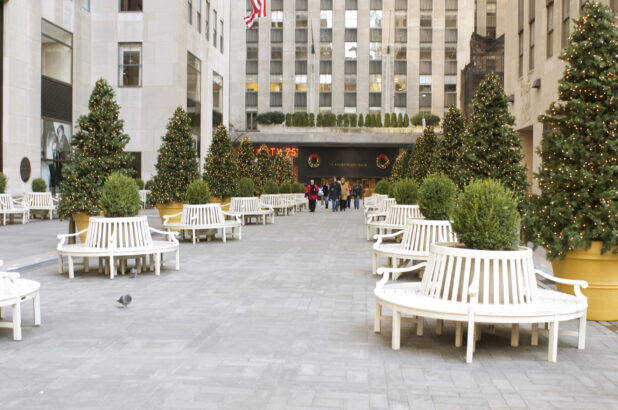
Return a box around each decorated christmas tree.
[390,146,413,182]
[236,137,256,180]
[203,125,239,199]
[436,106,465,184]
[254,145,273,195]
[148,107,199,205]
[58,79,133,218]
[529,3,617,259]
[408,126,438,182]
[272,151,294,184]
[455,72,529,199]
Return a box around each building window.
[395,0,407,10]
[394,75,406,92]
[42,20,73,85]
[82,0,90,11]
[420,12,432,43]
[345,42,357,59]
[246,112,258,130]
[119,0,142,11]
[369,74,381,92]
[445,45,456,75]
[395,45,406,59]
[487,0,497,38]
[547,1,554,58]
[345,10,357,28]
[213,10,217,47]
[518,0,524,77]
[296,45,308,59]
[197,0,201,32]
[370,10,382,28]
[530,0,535,70]
[220,19,224,52]
[271,75,283,92]
[420,0,433,11]
[272,0,283,11]
[187,53,201,102]
[369,42,382,60]
[345,0,357,10]
[321,10,332,27]
[320,43,332,59]
[272,11,283,28]
[320,74,332,91]
[296,12,308,28]
[321,0,332,9]
[205,1,210,40]
[295,75,307,91]
[188,0,193,24]
[420,45,432,75]
[118,43,142,87]
[345,74,357,92]
[561,0,570,48]
[246,75,258,92]
[213,73,223,123]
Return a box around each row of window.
[187,1,224,53]
[257,0,457,12]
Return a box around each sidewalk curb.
[7,256,56,272]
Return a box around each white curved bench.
[366,198,396,224]
[163,203,242,244]
[374,243,588,363]
[0,194,29,225]
[0,262,41,340]
[366,204,423,240]
[225,197,274,225]
[363,194,388,216]
[260,194,295,216]
[372,219,456,276]
[24,192,57,220]
[57,216,179,279]
[292,193,308,211]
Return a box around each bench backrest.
[229,197,260,213]
[420,243,537,306]
[0,194,14,210]
[86,216,153,249]
[24,192,53,208]
[384,205,422,225]
[400,219,457,254]
[281,194,296,204]
[260,194,283,206]
[182,204,225,225]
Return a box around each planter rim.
[89,216,147,222]
[432,242,532,258]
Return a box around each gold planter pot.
[72,213,91,243]
[156,202,184,225]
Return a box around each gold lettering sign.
[328,162,368,167]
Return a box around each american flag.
[245,0,266,29]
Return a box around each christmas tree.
[436,106,465,184]
[408,126,438,182]
[455,72,529,199]
[272,151,294,184]
[254,145,273,195]
[390,146,413,182]
[236,137,256,180]
[58,79,133,218]
[203,125,239,199]
[148,107,199,205]
[530,3,617,259]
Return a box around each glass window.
[394,75,406,92]
[320,10,332,27]
[395,46,407,60]
[188,0,193,24]
[41,20,73,85]
[82,0,90,11]
[445,45,456,60]
[197,0,202,32]
[118,43,142,87]
[272,11,284,27]
[319,74,332,91]
[271,45,283,60]
[246,75,258,92]
[213,10,217,47]
[419,75,432,85]
[205,1,210,40]
[219,19,223,52]
[296,12,308,27]
[547,2,554,58]
[320,43,332,59]
[395,11,407,27]
[296,45,308,59]
[420,46,432,60]
[369,74,381,92]
[187,52,201,102]
[345,10,357,28]
[344,42,357,59]
[120,0,142,11]
[345,74,357,91]
[295,75,307,91]
[369,42,382,60]
[270,75,283,92]
[370,10,382,28]
[213,72,223,113]
[445,12,457,28]
[420,13,432,27]
[247,45,258,60]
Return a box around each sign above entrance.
[257,146,299,158]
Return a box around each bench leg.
[511,324,520,347]
[531,323,539,346]
[392,310,401,350]
[238,226,242,240]
[12,302,22,341]
[155,253,161,276]
[416,316,424,336]
[68,256,75,279]
[175,250,180,271]
[84,257,90,273]
[374,302,381,333]
[548,320,559,362]
[372,252,377,275]
[578,313,586,350]
[222,228,227,243]
[57,255,63,274]
[109,256,115,279]
[455,322,463,347]
[436,319,443,335]
[33,293,41,326]
[98,258,103,273]
[366,226,371,241]
[466,320,475,363]
[192,229,196,244]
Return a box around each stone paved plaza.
[0,206,617,409]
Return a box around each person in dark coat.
[323,182,330,209]
[305,179,319,212]
[353,182,363,209]
[328,177,341,212]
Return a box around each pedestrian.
[340,178,350,211]
[323,181,330,209]
[353,182,363,209]
[318,185,324,206]
[347,183,352,209]
[328,177,341,212]
[306,179,319,212]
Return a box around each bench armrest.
[259,203,274,211]
[57,229,89,248]
[376,263,427,288]
[221,211,241,222]
[149,227,179,243]
[534,268,588,299]
[373,229,404,245]
[163,212,183,224]
[0,272,20,280]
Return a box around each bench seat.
[0,194,29,225]
[164,203,242,244]
[225,197,274,225]
[0,267,41,340]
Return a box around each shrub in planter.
[264,180,279,194]
[293,182,306,193]
[384,113,391,127]
[237,177,255,197]
[374,179,390,195]
[397,113,403,128]
[411,112,441,127]
[390,178,419,205]
[451,179,520,250]
[32,178,47,192]
[403,113,410,127]
[350,114,357,127]
[185,180,211,204]
[285,113,293,126]
[99,172,141,218]
[316,113,323,126]
[418,174,457,220]
[256,111,285,125]
[279,181,292,194]
[0,172,6,193]
[358,114,364,127]
[134,178,145,190]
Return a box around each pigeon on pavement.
[129,268,138,279]
[117,294,132,307]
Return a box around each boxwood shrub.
[32,178,47,192]
[390,178,419,205]
[418,174,457,220]
[99,173,141,217]
[264,180,279,194]
[256,112,285,125]
[374,179,391,195]
[185,180,211,204]
[236,178,255,197]
[279,181,292,193]
[0,172,6,193]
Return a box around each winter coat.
[340,182,350,200]
[329,182,341,199]
[306,184,319,201]
[322,185,329,198]
[353,184,363,198]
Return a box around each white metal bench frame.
[163,203,242,244]
[225,197,274,225]
[0,194,29,225]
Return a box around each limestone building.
[503,0,616,191]
[0,0,230,193]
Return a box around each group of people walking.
[322,177,363,212]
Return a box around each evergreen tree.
[376,113,383,127]
[403,113,410,127]
[147,107,199,205]
[397,113,403,127]
[390,146,414,182]
[358,113,364,127]
[203,125,239,199]
[436,106,466,184]
[316,113,323,126]
[530,3,618,259]
[408,126,438,182]
[254,145,273,195]
[272,151,294,184]
[455,72,529,199]
[59,79,133,218]
[236,137,256,180]
[365,114,373,127]
[384,113,391,127]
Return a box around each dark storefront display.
[298,147,398,181]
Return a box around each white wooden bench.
[225,197,274,225]
[260,194,295,216]
[139,190,151,209]
[292,193,308,211]
[374,243,588,363]
[0,261,41,340]
[365,198,396,223]
[0,194,29,225]
[57,216,179,279]
[372,219,456,276]
[363,194,388,216]
[163,203,242,244]
[366,204,423,240]
[24,192,57,220]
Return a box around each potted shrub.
[418,174,457,221]
[389,178,419,205]
[264,180,279,194]
[0,172,6,193]
[236,178,255,198]
[374,179,390,196]
[278,181,292,194]
[58,79,134,241]
[185,180,211,204]
[99,173,141,218]
[530,3,618,320]
[148,107,199,224]
[134,178,145,190]
[32,178,47,193]
[293,182,305,194]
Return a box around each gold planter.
[552,241,618,321]
[72,213,91,243]
[156,202,184,225]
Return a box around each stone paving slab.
[0,205,617,409]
